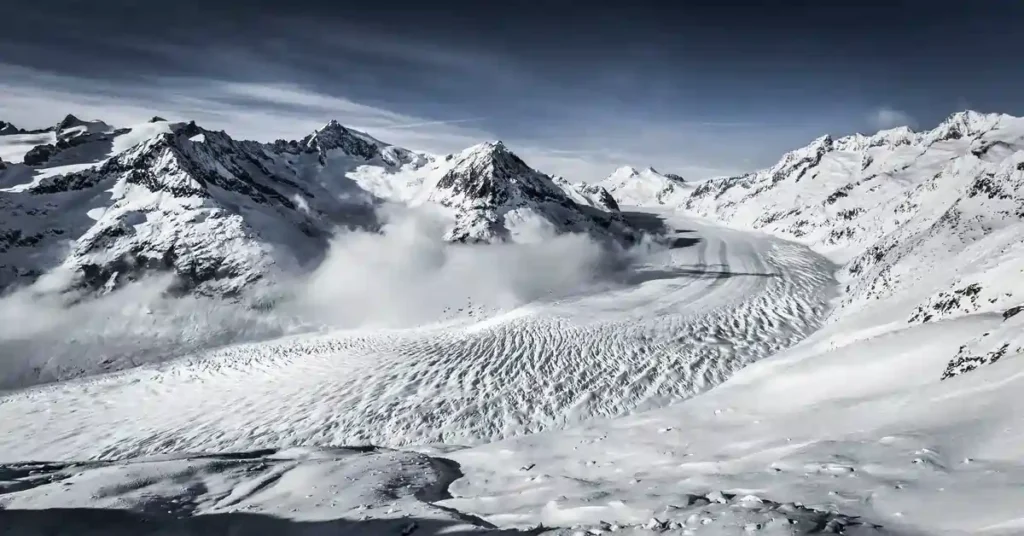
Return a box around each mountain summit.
[0,117,638,296]
[275,120,424,169]
[0,119,404,296]
[424,141,637,244]
[0,120,22,135]
[594,165,691,206]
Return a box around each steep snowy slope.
[270,119,430,205]
[552,176,620,212]
[595,166,692,206]
[3,116,644,297]
[0,119,436,297]
[420,141,638,244]
[685,111,1024,378]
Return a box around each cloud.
[0,63,749,181]
[0,276,303,390]
[287,206,623,329]
[0,64,488,155]
[0,205,637,388]
[0,58,773,182]
[869,107,916,130]
[516,144,745,183]
[387,117,489,129]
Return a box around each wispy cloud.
[0,64,488,155]
[869,107,916,130]
[387,117,489,129]
[0,63,757,182]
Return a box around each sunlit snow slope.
[444,290,1024,535]
[0,210,834,461]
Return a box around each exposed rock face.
[573,182,621,212]
[0,120,420,297]
[424,142,637,244]
[8,118,644,298]
[0,121,22,135]
[22,144,58,166]
[552,176,620,212]
[273,120,425,169]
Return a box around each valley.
[1,109,1023,535]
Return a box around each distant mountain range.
[0,115,635,298]
[2,109,1022,380]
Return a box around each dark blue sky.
[1,1,1022,180]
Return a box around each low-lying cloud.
[284,207,627,328]
[0,207,648,390]
[869,107,916,130]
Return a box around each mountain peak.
[939,109,1004,132]
[301,120,380,160]
[925,110,1006,143]
[55,114,84,130]
[0,120,21,135]
[429,141,636,244]
[609,166,677,181]
[811,134,834,146]
[321,119,346,131]
[945,109,990,123]
[452,141,522,170]
[464,140,508,155]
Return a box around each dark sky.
[2,1,1022,179]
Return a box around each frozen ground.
[0,209,835,461]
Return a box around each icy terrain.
[1,112,1024,535]
[0,210,835,460]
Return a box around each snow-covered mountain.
[594,165,692,206]
[0,118,641,297]
[419,141,639,244]
[552,175,620,212]
[0,119,436,297]
[684,110,1024,379]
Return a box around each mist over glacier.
[0,205,648,390]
